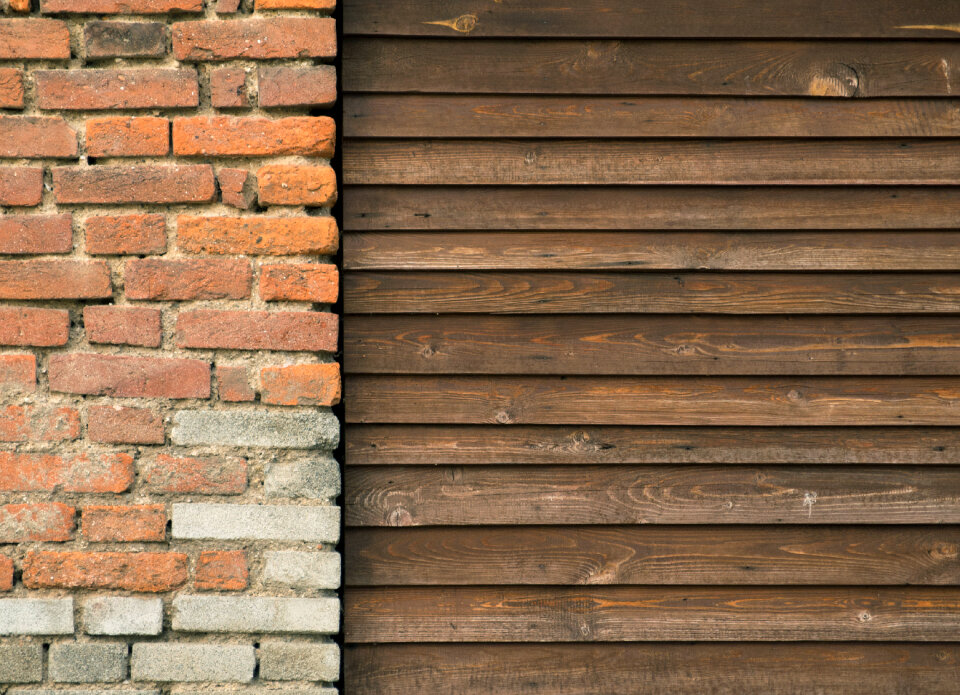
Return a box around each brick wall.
[0,0,340,688]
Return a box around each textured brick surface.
[131,644,255,682]
[84,596,163,635]
[0,642,43,682]
[171,410,339,448]
[194,550,248,590]
[177,215,338,255]
[0,215,73,255]
[264,455,341,499]
[142,454,247,494]
[85,214,166,255]
[24,551,188,592]
[260,641,340,681]
[82,505,166,542]
[173,595,340,633]
[172,503,339,541]
[0,599,73,635]
[49,643,127,683]
[263,550,340,590]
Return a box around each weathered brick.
[0,117,77,158]
[260,641,339,681]
[264,455,340,499]
[0,215,73,255]
[195,550,247,590]
[49,643,126,683]
[263,550,340,590]
[0,19,70,59]
[173,17,336,60]
[24,551,188,592]
[8,0,30,11]
[173,116,335,157]
[173,595,339,633]
[172,503,339,541]
[0,642,42,682]
[131,644,254,682]
[177,216,338,255]
[86,214,166,255]
[86,117,169,157]
[260,263,338,302]
[260,363,340,406]
[125,258,251,300]
[84,21,167,59]
[50,354,210,398]
[259,65,337,108]
[0,260,111,299]
[36,69,199,110]
[215,0,241,13]
[84,596,163,635]
[176,309,337,351]
[0,555,12,591]
[0,598,73,635]
[0,503,75,542]
[210,67,248,108]
[42,0,201,11]
[0,167,43,207]
[217,168,256,209]
[0,307,70,347]
[256,0,335,9]
[171,410,338,448]
[0,451,133,492]
[0,405,79,442]
[84,306,162,347]
[258,164,337,207]
[217,365,255,402]
[142,454,247,495]
[53,165,215,204]
[0,69,24,109]
[82,505,166,542]
[0,354,35,393]
[87,405,164,445]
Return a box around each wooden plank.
[346,465,960,525]
[343,186,960,230]
[346,425,960,465]
[344,0,960,38]
[345,272,960,314]
[346,376,960,426]
[344,39,960,96]
[344,316,960,376]
[345,586,960,642]
[345,643,960,694]
[344,139,960,186]
[344,96,960,138]
[343,231,960,271]
[346,526,960,585]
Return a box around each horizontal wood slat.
[345,39,960,96]
[346,526,960,585]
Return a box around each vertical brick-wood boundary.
[0,0,340,688]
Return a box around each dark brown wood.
[345,96,960,138]
[345,586,960,642]
[345,39,960,96]
[344,186,960,230]
[346,526,960,585]
[345,643,960,695]
[345,425,960,465]
[344,0,960,38]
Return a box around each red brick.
[9,0,30,12]
[0,354,35,393]
[86,117,169,157]
[259,65,336,108]
[50,354,210,398]
[0,451,133,492]
[173,116,335,157]
[0,260,111,299]
[87,405,164,445]
[0,405,79,442]
[84,21,167,58]
[257,165,337,207]
[86,214,166,255]
[0,19,70,59]
[256,0,335,8]
[84,306,161,347]
[0,503,75,543]
[217,168,255,209]
[0,69,24,109]
[260,363,340,406]
[177,310,337,352]
[36,69,199,110]
[215,0,240,13]
[142,453,247,494]
[260,263,338,302]
[23,551,187,592]
[195,550,247,590]
[0,167,42,207]
[42,0,201,11]
[82,505,166,542]
[177,216,338,255]
[210,67,247,108]
[0,556,11,591]
[173,17,335,61]
[0,116,77,158]
[0,307,70,346]
[125,258,251,300]
[217,364,254,402]
[54,165,215,204]
[0,215,72,255]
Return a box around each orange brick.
[0,19,70,59]
[0,167,42,206]
[259,263,338,303]
[257,165,337,207]
[0,215,73,255]
[50,354,210,398]
[41,0,201,11]
[0,116,77,158]
[195,550,247,590]
[217,168,256,209]
[142,454,247,494]
[217,365,255,402]
[86,117,169,157]
[260,363,341,406]
[0,69,24,109]
[0,260,111,299]
[0,452,132,493]
[258,65,336,108]
[84,306,162,347]
[173,18,335,61]
[0,307,70,346]
[125,258,251,300]
[36,69,198,110]
[0,503,75,543]
[83,505,166,542]
[173,116,334,157]
[23,551,187,592]
[0,354,35,393]
[0,405,79,442]
[87,405,164,444]
[86,214,166,255]
[0,555,12,591]
[177,310,337,352]
[53,165,214,204]
[177,216,338,255]
[256,0,335,8]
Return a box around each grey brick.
[50,643,126,683]
[173,596,339,634]
[0,642,43,683]
[259,641,339,681]
[263,551,340,590]
[171,410,338,449]
[131,643,255,682]
[10,691,158,695]
[173,690,336,695]
[172,503,339,542]
[0,599,73,635]
[85,597,163,635]
[265,455,340,499]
